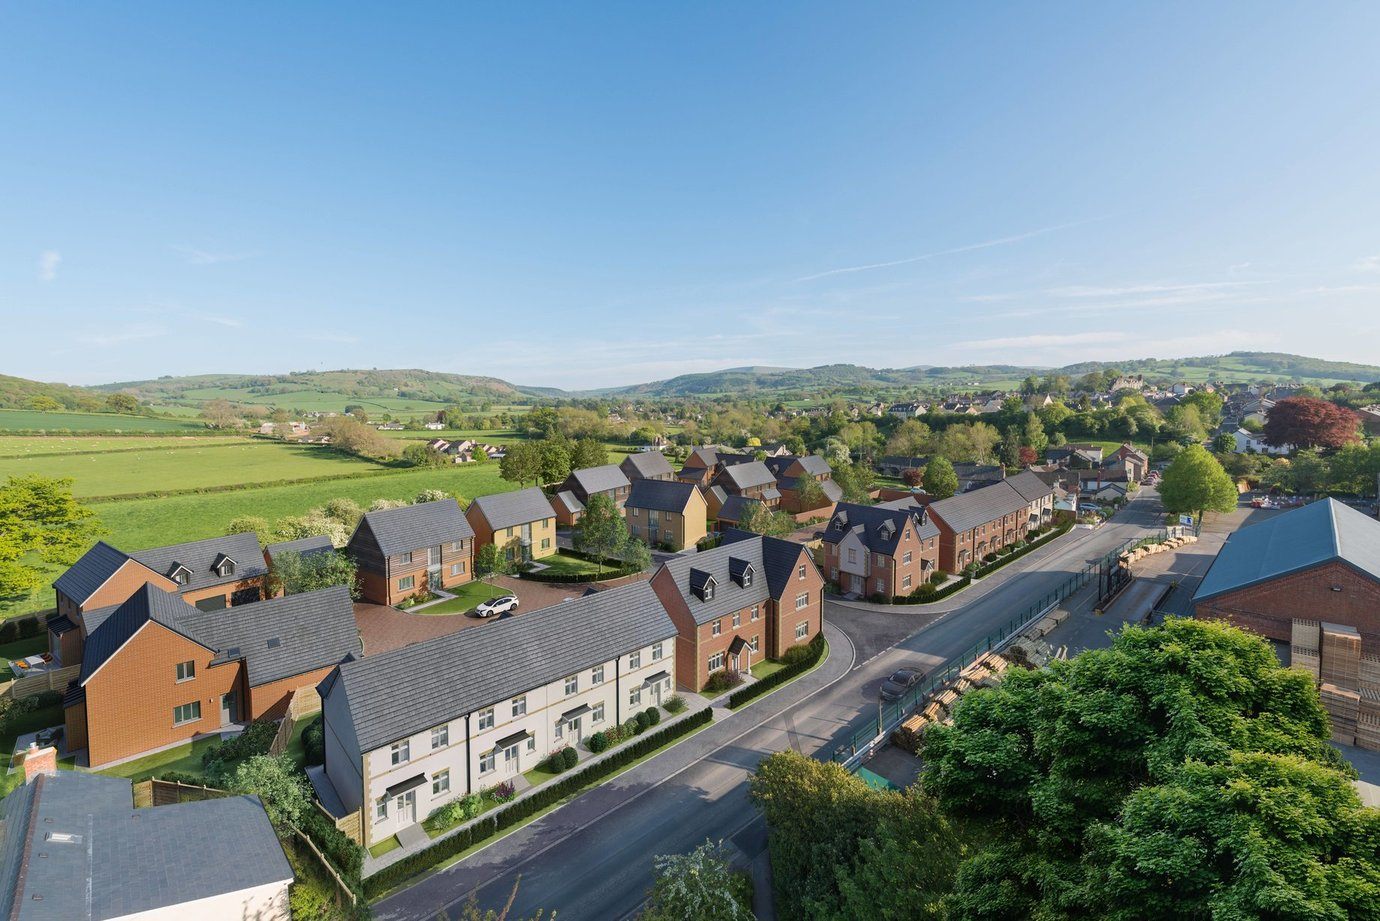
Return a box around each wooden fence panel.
[5,665,80,700]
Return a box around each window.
[593,702,605,724]
[749,636,760,653]
[631,507,640,517]
[397,575,416,592]
[390,741,410,765]
[798,564,807,580]
[428,548,441,566]
[847,548,857,563]
[175,660,195,682]
[554,720,563,739]
[902,551,912,565]
[172,701,200,726]
[450,562,466,576]
[902,574,912,591]
[629,650,641,669]
[451,540,464,552]
[479,751,495,774]
[708,652,724,672]
[527,736,537,752]
[751,605,760,622]
[629,686,642,707]
[652,642,663,661]
[376,799,388,821]
[431,725,449,749]
[401,551,414,564]
[731,612,741,628]
[796,621,810,640]
[876,578,885,592]
[477,708,494,731]
[174,570,190,586]
[875,554,884,568]
[219,560,235,576]
[591,665,604,685]
[512,696,527,718]
[795,592,809,610]
[565,675,578,696]
[711,620,722,637]
[433,769,451,797]
[541,538,551,550]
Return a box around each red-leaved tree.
[1262,397,1360,449]
[1018,446,1039,467]
[901,467,924,487]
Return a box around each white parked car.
[475,595,519,618]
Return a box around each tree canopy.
[0,475,106,598]
[923,457,959,499]
[1264,397,1362,449]
[1158,444,1238,530]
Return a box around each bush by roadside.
[727,634,826,709]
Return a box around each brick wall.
[1194,561,1380,655]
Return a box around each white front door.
[503,744,520,776]
[395,790,416,825]
[569,717,583,743]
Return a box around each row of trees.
[751,618,1380,920]
[498,437,610,487]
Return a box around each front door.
[503,744,520,776]
[395,790,416,825]
[220,691,237,727]
[569,717,582,743]
[850,574,864,595]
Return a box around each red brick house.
[926,481,1032,573]
[346,499,475,606]
[49,533,271,667]
[821,501,940,598]
[766,454,844,516]
[64,583,359,768]
[650,532,823,691]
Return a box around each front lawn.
[408,581,510,616]
[368,836,401,858]
[530,551,620,579]
[750,659,787,681]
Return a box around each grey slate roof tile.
[621,452,675,480]
[660,532,806,625]
[355,499,474,558]
[569,464,631,496]
[127,532,267,592]
[51,541,129,606]
[927,481,1030,534]
[332,580,677,752]
[627,478,700,514]
[469,487,557,531]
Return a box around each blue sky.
[4,2,1380,389]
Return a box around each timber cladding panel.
[79,621,245,768]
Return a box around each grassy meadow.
[0,409,206,433]
[0,434,244,457]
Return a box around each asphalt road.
[375,492,1166,920]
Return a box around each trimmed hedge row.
[520,563,642,584]
[362,707,714,898]
[973,523,1072,578]
[0,612,49,643]
[85,465,392,504]
[889,575,973,606]
[727,634,826,709]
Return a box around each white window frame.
[390,740,410,765]
[512,696,527,718]
[629,686,642,707]
[795,592,809,610]
[652,642,663,661]
[479,751,495,774]
[430,725,449,749]
[175,660,195,683]
[397,575,415,591]
[432,769,451,797]
[708,651,724,672]
[565,675,579,695]
[795,621,809,640]
[629,650,641,669]
[731,612,741,628]
[711,620,722,637]
[477,708,495,731]
[593,702,605,723]
[172,701,200,726]
[591,665,604,684]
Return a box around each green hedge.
[85,466,392,504]
[0,613,49,643]
[890,575,973,605]
[726,634,826,709]
[520,563,641,583]
[362,708,713,898]
[973,523,1072,578]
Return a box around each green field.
[0,434,244,457]
[0,440,386,499]
[179,386,454,417]
[0,409,205,433]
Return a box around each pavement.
[374,490,1170,921]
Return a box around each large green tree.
[923,618,1375,921]
[0,475,106,598]
[499,442,543,487]
[1158,444,1238,532]
[268,549,358,599]
[573,493,629,574]
[642,840,754,921]
[922,456,959,499]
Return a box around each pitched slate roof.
[329,581,677,752]
[627,478,701,513]
[659,532,806,624]
[715,495,760,524]
[51,541,130,606]
[717,461,777,491]
[81,584,359,687]
[469,487,556,531]
[0,771,290,921]
[765,454,832,478]
[621,452,675,480]
[552,490,584,515]
[822,501,939,553]
[1005,470,1056,504]
[926,481,1030,534]
[1194,498,1380,603]
[265,534,335,561]
[127,532,268,592]
[356,499,473,557]
[568,464,631,496]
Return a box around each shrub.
[301,715,324,766]
[868,592,889,604]
[425,794,484,833]
[645,706,661,726]
[984,552,999,563]
[361,709,713,899]
[587,731,609,753]
[728,634,827,709]
[289,881,336,921]
[634,711,651,733]
[908,584,937,602]
[544,748,570,774]
[202,719,278,774]
[703,669,743,693]
[298,809,364,881]
[489,780,517,803]
[561,746,579,770]
[622,718,640,737]
[664,695,687,714]
[930,571,949,585]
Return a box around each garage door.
[195,595,227,612]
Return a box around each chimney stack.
[24,744,58,783]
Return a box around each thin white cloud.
[795,220,1094,283]
[38,250,61,281]
[1353,255,1380,273]
[79,324,167,348]
[172,245,257,265]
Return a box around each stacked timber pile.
[1118,534,1197,566]
[891,652,1012,754]
[1356,655,1380,751]
[1296,619,1379,750]
[1322,684,1362,746]
[1321,623,1362,688]
[1291,619,1321,679]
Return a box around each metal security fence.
[833,535,1153,766]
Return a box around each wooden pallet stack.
[1321,683,1361,746]
[1357,655,1380,752]
[1290,618,1321,679]
[1321,623,1362,689]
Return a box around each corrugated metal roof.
[1194,498,1380,602]
[355,499,474,558]
[331,580,677,752]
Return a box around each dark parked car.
[879,666,926,701]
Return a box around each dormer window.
[729,558,755,588]
[214,556,236,577]
[689,568,717,601]
[170,564,192,585]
